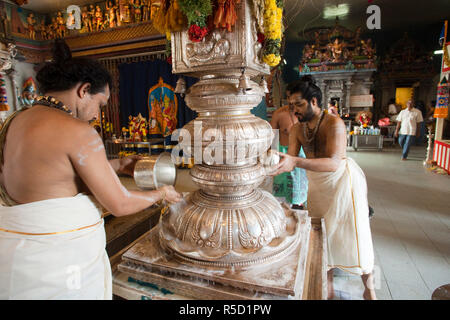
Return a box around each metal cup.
[133,153,177,190]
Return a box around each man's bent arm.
[69,123,164,217]
[293,121,346,172]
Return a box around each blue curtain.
[118,59,198,152]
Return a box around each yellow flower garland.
[262,0,283,67]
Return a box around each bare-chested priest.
[0,40,182,299]
[270,81,308,209]
[271,76,377,300]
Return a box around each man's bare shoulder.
[273,105,289,115]
[24,107,99,147]
[323,113,345,128]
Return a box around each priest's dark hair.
[287,75,322,107]
[36,39,112,95]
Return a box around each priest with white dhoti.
[0,39,182,299]
[271,76,376,300]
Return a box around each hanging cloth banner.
[434,80,449,119]
[0,74,10,112]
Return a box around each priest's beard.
[295,101,315,122]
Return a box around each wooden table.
[110,215,327,300]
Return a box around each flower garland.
[177,0,212,42]
[262,0,283,67]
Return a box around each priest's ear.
[311,97,319,108]
[77,83,92,99]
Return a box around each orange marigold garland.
[214,0,240,32]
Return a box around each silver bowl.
[133,153,177,190]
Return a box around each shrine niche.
[297,19,376,118]
[298,18,376,73]
[375,32,436,119]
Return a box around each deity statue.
[302,44,314,64]
[142,0,151,21]
[121,2,131,24]
[328,38,344,62]
[320,49,331,63]
[88,4,95,31]
[133,0,143,23]
[46,18,56,39]
[106,1,117,28]
[361,39,375,60]
[26,13,36,40]
[94,6,103,31]
[56,12,66,38]
[39,20,47,40]
[18,77,37,108]
[81,6,91,33]
[358,111,372,126]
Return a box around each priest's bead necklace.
[33,96,74,116]
[303,109,324,145]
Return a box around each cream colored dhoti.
[307,158,374,275]
[0,194,112,299]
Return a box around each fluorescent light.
[434,50,443,55]
[323,4,349,19]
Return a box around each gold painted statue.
[88,4,95,31]
[328,38,345,62]
[106,1,118,28]
[39,20,47,40]
[56,11,66,38]
[26,13,36,40]
[94,6,103,31]
[132,0,143,23]
[81,6,91,33]
[142,0,151,21]
[122,2,131,24]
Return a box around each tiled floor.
[331,144,450,300]
[173,143,450,300]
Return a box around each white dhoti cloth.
[0,194,112,299]
[307,158,374,275]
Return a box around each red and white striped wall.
[433,140,450,174]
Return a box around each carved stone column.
[345,80,353,111]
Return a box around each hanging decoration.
[0,74,10,112]
[434,77,449,119]
[178,0,212,42]
[166,0,187,32]
[152,0,170,34]
[214,0,240,32]
[262,0,283,67]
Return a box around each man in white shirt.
[394,99,423,160]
